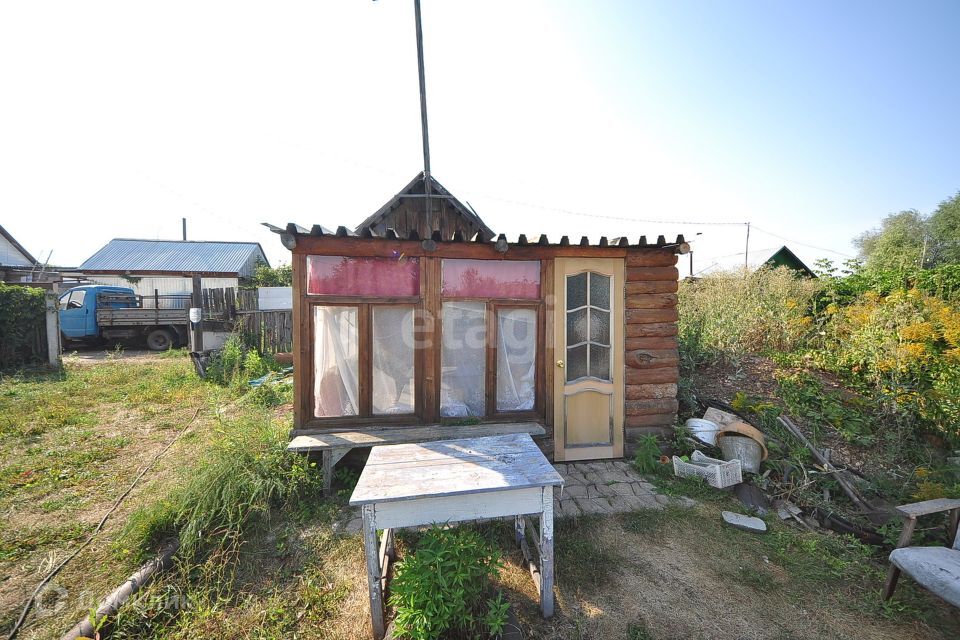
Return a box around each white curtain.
[313,306,359,417]
[441,302,486,417]
[496,308,537,411]
[372,306,416,414]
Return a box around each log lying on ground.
[60,539,179,640]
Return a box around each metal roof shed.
[79,239,268,277]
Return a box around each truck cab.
[59,285,135,339]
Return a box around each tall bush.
[678,266,822,365]
[0,283,47,371]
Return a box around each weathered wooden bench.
[287,422,546,495]
[882,497,960,608]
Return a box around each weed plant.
[389,526,508,640]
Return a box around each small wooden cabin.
[276,173,684,462]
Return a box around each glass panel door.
[565,272,612,383]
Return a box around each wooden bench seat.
[288,422,546,495]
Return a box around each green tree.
[248,261,292,288]
[929,191,960,264]
[853,210,929,270]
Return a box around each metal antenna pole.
[744,222,751,270]
[413,0,432,230]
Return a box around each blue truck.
[58,285,189,351]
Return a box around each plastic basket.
[672,450,742,488]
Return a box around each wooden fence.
[236,310,293,354]
[202,287,292,354]
[201,287,258,318]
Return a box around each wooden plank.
[882,515,917,601]
[625,398,679,416]
[361,505,386,639]
[539,487,555,618]
[350,433,562,505]
[625,293,678,310]
[422,257,441,423]
[625,367,679,384]
[625,280,678,295]
[293,254,308,429]
[485,302,497,416]
[625,322,678,338]
[625,383,677,400]
[288,422,545,451]
[625,251,678,267]
[625,308,679,324]
[895,498,960,518]
[625,336,678,350]
[625,413,677,428]
[378,529,394,593]
[293,235,636,259]
[369,486,544,529]
[624,348,679,369]
[543,259,555,430]
[625,266,679,282]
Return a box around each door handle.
[556,360,564,368]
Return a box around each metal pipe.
[60,539,179,640]
[413,0,433,231]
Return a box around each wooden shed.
[276,173,685,465]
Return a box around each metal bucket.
[685,418,721,446]
[718,435,763,474]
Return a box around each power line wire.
[750,225,855,258]
[470,194,749,227]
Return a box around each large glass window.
[496,308,537,411]
[566,272,611,382]
[372,306,416,415]
[307,256,419,296]
[442,259,540,298]
[441,302,487,417]
[313,306,359,417]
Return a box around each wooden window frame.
[300,255,547,429]
[438,276,545,421]
[306,295,423,428]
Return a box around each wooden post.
[44,292,61,368]
[515,514,525,547]
[362,504,386,639]
[882,516,917,601]
[540,486,555,618]
[322,450,333,497]
[190,275,203,352]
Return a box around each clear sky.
[2,1,958,273]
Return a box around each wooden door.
[553,258,625,461]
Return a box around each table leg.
[540,487,555,618]
[515,515,525,547]
[882,516,916,601]
[361,504,386,639]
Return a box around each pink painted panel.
[442,259,540,299]
[307,256,420,296]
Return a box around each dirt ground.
[481,509,957,640]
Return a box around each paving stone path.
[333,460,694,533]
[553,460,694,518]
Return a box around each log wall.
[623,249,680,451]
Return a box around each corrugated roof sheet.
[268,222,688,250]
[79,239,268,276]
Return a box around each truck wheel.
[146,329,174,351]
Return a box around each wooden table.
[349,433,564,639]
[288,422,546,496]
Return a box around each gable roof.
[355,172,495,241]
[0,225,38,267]
[763,245,816,278]
[79,239,268,277]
